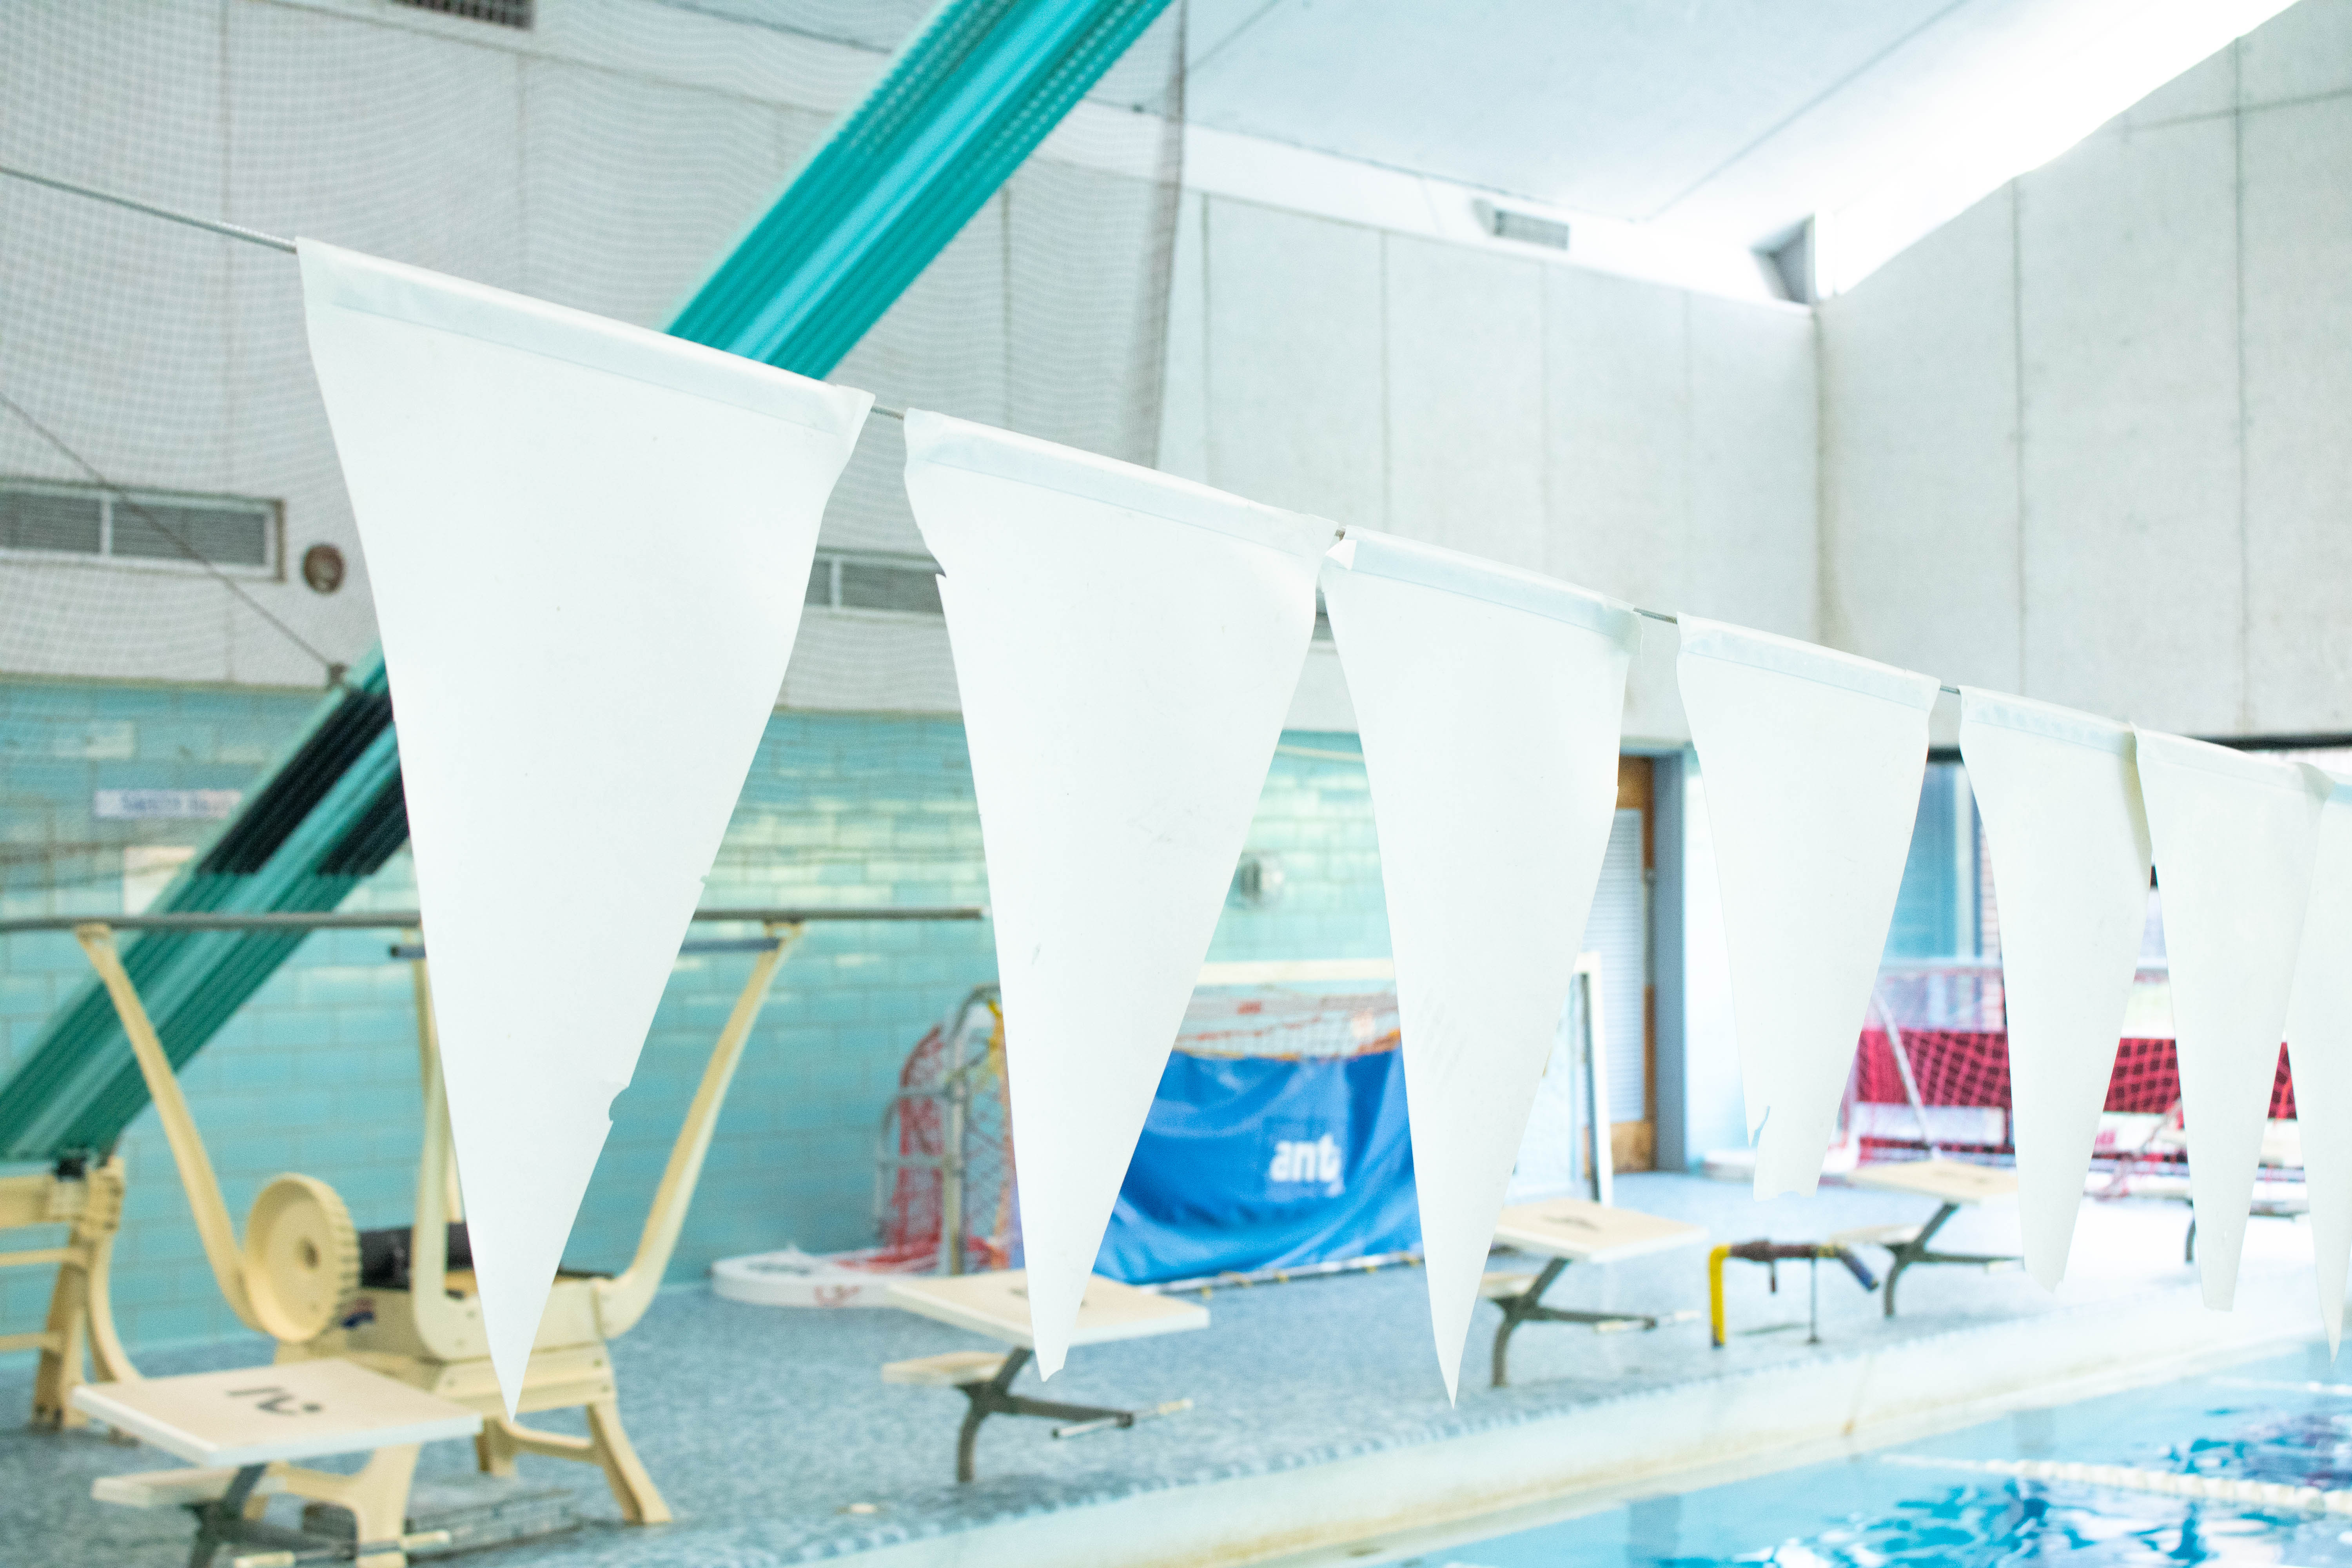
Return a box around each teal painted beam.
[0,0,1174,1163]
[671,0,1175,374]
[0,653,406,1161]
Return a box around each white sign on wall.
[93,789,242,821]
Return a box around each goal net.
[873,967,1404,1279]
[1851,961,2295,1161]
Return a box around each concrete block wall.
[1820,0,2352,737]
[1158,193,1822,745]
[0,677,1385,1354]
[0,0,1171,712]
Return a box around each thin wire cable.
[6,163,1969,695]
[0,388,341,680]
[0,163,298,253]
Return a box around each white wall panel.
[781,611,961,715]
[2243,95,2352,733]
[521,62,800,329]
[2016,119,2242,733]
[1688,297,1817,641]
[229,6,526,285]
[2114,45,2239,131]
[1157,192,1211,484]
[1541,269,1690,607]
[1381,237,1544,566]
[1820,0,2352,740]
[1541,269,1691,744]
[1203,199,1387,525]
[1007,161,1181,466]
[2239,0,2352,108]
[224,3,529,689]
[821,201,1008,559]
[1820,189,2020,692]
[0,0,230,495]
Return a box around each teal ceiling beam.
[671,0,1175,376]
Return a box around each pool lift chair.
[0,1149,131,1429]
[71,915,806,1526]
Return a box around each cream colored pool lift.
[58,902,980,1525]
[0,1149,129,1430]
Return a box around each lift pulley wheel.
[243,1173,361,1343]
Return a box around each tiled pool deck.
[3,1173,2325,1567]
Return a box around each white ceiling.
[1176,0,2281,256]
[1181,0,1962,235]
[687,0,2289,272]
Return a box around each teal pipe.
[671,0,1174,374]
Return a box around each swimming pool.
[1427,1345,2352,1566]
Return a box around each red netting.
[1854,1028,2296,1145]
[1174,988,1401,1059]
[873,983,1399,1270]
[877,996,1016,1273]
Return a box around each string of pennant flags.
[12,167,2352,1411]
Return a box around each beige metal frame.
[2,1154,135,1427]
[70,918,802,1527]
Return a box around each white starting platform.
[1479,1199,1709,1388]
[2093,1119,2308,1263]
[1839,1158,2024,1314]
[882,1270,1206,1481]
[73,1358,480,1568]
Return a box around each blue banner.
[1094,1047,1419,1285]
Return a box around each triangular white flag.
[902,412,1329,1377]
[300,241,871,1411]
[1321,532,1639,1401]
[2132,731,2327,1309]
[1957,690,2152,1289]
[1677,620,1938,1197]
[2285,769,2352,1348]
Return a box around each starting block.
[1483,1199,1708,1387]
[73,1357,479,1568]
[885,1270,1205,1481]
[1841,1158,2023,1314]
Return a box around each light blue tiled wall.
[0,677,1386,1354]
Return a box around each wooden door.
[1602,756,1657,1173]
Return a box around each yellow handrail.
[74,924,261,1332]
[1707,1245,1729,1347]
[596,923,803,1338]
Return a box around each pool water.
[1429,1346,2352,1566]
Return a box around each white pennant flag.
[300,241,871,1411]
[1957,690,2152,1289]
[1321,532,1639,1400]
[903,411,1330,1377]
[1677,620,1938,1197]
[2286,770,2352,1347]
[2133,731,2327,1309]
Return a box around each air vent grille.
[1477,201,1570,251]
[0,479,278,573]
[804,552,943,616]
[390,0,533,28]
